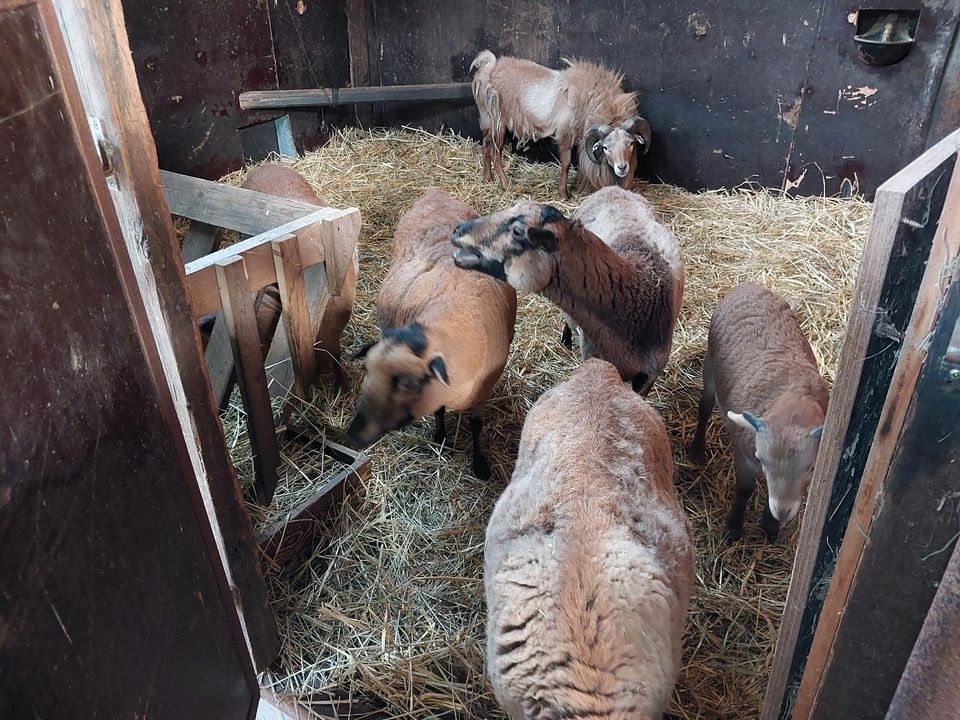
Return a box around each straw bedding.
[214,128,871,719]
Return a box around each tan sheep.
[471,50,652,199]
[485,359,694,720]
[688,282,829,541]
[237,163,358,389]
[451,186,683,394]
[347,189,517,479]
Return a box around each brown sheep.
[485,359,694,720]
[347,189,517,479]
[471,50,651,199]
[450,186,683,394]
[688,282,829,541]
[238,163,358,389]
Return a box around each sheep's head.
[450,201,566,292]
[584,115,652,178]
[728,407,824,524]
[347,322,448,448]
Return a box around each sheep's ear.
[428,356,449,386]
[584,124,612,162]
[352,340,377,360]
[527,226,558,252]
[622,115,652,154]
[809,425,824,441]
[728,410,766,434]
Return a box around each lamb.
[471,50,652,199]
[450,185,683,395]
[485,358,695,720]
[688,282,829,541]
[238,163,358,388]
[346,189,517,479]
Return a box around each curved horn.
[621,115,652,154]
[583,124,613,163]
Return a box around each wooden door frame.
[761,128,960,719]
[48,0,279,674]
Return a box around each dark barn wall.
[122,0,960,195]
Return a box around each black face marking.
[540,205,566,225]
[383,322,427,355]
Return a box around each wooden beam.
[795,155,960,720]
[184,206,359,317]
[51,0,276,675]
[161,169,319,235]
[257,434,370,573]
[761,128,960,720]
[238,83,474,110]
[216,257,281,505]
[271,235,316,398]
[180,220,221,263]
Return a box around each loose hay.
[217,128,871,719]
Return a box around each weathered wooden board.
[240,83,474,109]
[762,129,960,719]
[0,0,258,715]
[53,0,278,673]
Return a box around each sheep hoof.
[760,518,781,543]
[725,523,744,544]
[472,453,492,481]
[687,443,706,465]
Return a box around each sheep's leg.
[492,129,509,190]
[688,356,716,464]
[558,143,572,200]
[560,322,573,349]
[760,504,781,542]
[481,133,494,182]
[469,409,492,480]
[726,450,756,543]
[433,406,447,444]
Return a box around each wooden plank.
[216,257,281,505]
[238,82,474,109]
[761,128,960,720]
[257,436,370,573]
[51,0,276,678]
[345,0,374,127]
[794,156,960,719]
[272,235,316,398]
[884,539,960,720]
[162,169,319,234]
[184,206,359,317]
[181,220,221,263]
[0,1,258,716]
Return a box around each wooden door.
[0,1,258,717]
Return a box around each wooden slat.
[794,156,960,719]
[162,169,319,234]
[239,82,474,110]
[184,206,359,317]
[216,257,280,505]
[257,435,370,573]
[180,220,221,263]
[345,0,374,127]
[50,0,276,678]
[271,235,316,398]
[761,127,960,720]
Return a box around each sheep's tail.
[470,49,496,76]
[470,50,503,140]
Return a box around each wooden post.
[761,128,960,720]
[216,257,280,505]
[51,0,277,672]
[271,235,316,398]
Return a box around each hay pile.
[218,128,871,719]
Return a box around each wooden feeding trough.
[162,169,370,571]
